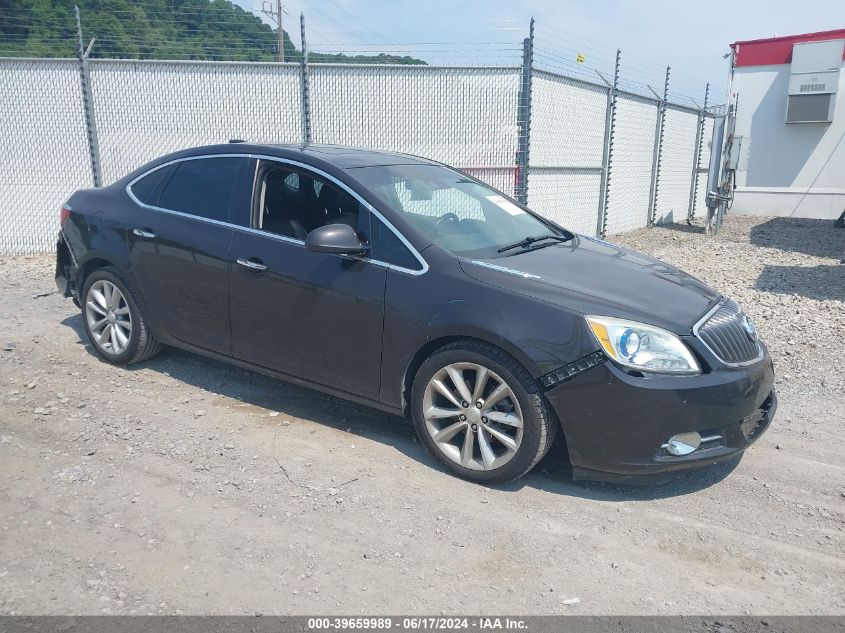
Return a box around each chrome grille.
[694,299,761,365]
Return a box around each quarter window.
[372,218,421,271]
[158,157,242,222]
[129,167,167,205]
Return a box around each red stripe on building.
[731,28,845,67]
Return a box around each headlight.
[585,315,701,375]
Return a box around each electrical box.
[727,136,750,171]
[786,39,843,123]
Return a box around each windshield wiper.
[497,233,572,253]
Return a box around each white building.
[729,29,845,219]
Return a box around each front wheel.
[410,341,556,484]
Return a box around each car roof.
[196,142,440,169]
[117,142,443,188]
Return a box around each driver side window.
[255,164,366,242]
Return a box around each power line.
[301,3,376,47]
[321,0,392,44]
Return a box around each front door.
[228,163,387,401]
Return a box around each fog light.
[666,432,701,456]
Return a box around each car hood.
[458,235,720,334]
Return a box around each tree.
[0,0,425,64]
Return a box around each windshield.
[350,164,566,258]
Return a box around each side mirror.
[305,223,369,255]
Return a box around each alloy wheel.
[85,279,133,355]
[422,362,524,471]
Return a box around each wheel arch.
[400,333,541,415]
[75,252,135,291]
[75,254,165,339]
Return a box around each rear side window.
[372,217,422,271]
[129,168,167,205]
[158,157,242,222]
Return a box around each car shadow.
[649,221,706,236]
[62,313,740,501]
[514,446,741,501]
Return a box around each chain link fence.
[604,94,660,234]
[90,60,303,184]
[653,106,702,225]
[694,115,715,218]
[0,52,718,254]
[527,71,607,236]
[0,58,93,254]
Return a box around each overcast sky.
[234,0,843,99]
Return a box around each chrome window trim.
[691,299,764,367]
[125,152,429,277]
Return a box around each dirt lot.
[0,215,843,615]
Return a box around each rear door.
[127,155,248,355]
[228,161,387,401]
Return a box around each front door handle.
[132,228,157,239]
[236,257,268,271]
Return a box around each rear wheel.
[81,267,161,365]
[410,341,556,484]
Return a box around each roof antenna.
[229,139,247,143]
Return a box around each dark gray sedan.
[56,143,775,484]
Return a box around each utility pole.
[277,0,284,63]
[262,0,285,62]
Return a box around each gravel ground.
[0,215,843,616]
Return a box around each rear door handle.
[132,228,157,239]
[236,257,268,271]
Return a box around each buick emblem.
[742,315,757,340]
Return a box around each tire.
[410,340,556,485]
[80,266,161,365]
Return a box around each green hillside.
[0,0,426,64]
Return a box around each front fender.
[379,254,599,409]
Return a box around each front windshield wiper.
[497,233,573,253]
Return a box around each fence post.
[647,66,670,227]
[299,12,313,144]
[687,82,710,222]
[514,17,534,205]
[595,49,620,238]
[75,5,102,187]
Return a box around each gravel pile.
[614,215,845,400]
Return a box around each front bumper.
[545,351,776,483]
